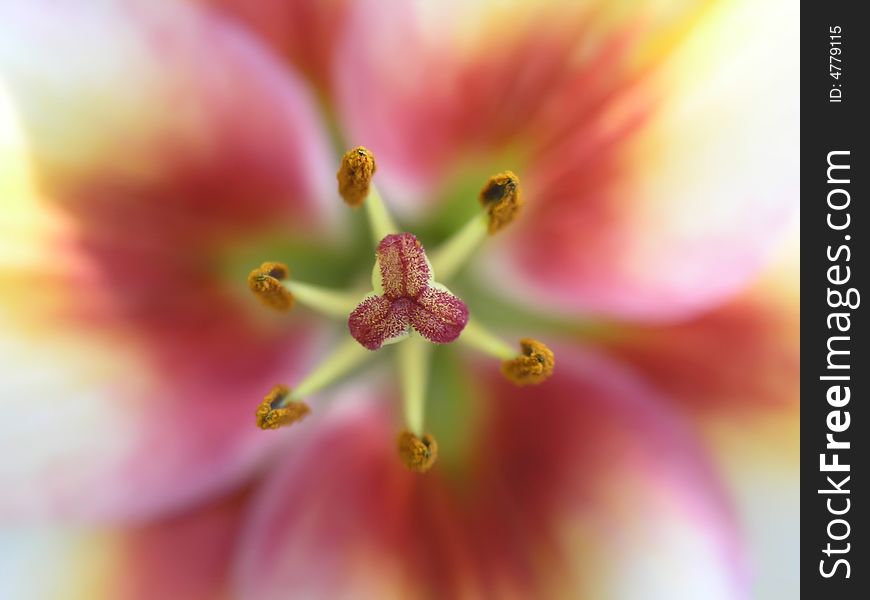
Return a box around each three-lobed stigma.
[348,233,469,350]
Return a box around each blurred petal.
[202,0,350,92]
[0,526,116,600]
[113,487,251,600]
[602,261,799,415]
[336,0,797,320]
[0,0,332,520]
[704,412,799,597]
[0,487,250,600]
[0,0,333,223]
[234,348,745,598]
[334,0,604,196]
[501,0,798,320]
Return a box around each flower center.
[246,147,553,473]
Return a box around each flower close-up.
[0,0,798,599]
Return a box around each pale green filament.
[458,318,515,360]
[365,184,399,244]
[397,331,431,436]
[429,213,488,281]
[284,337,373,403]
[284,281,360,318]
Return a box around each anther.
[256,384,311,430]
[479,171,523,234]
[337,146,377,207]
[248,261,294,312]
[501,338,555,386]
[397,430,438,473]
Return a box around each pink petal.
[0,487,252,600]
[114,488,252,600]
[0,0,332,520]
[410,287,469,344]
[333,0,688,199]
[376,233,432,300]
[233,347,746,598]
[204,0,350,93]
[348,295,412,350]
[336,0,797,320]
[0,0,333,228]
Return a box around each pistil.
[397,331,431,437]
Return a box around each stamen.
[428,214,488,281]
[337,146,377,207]
[397,430,438,473]
[479,171,522,234]
[458,318,516,360]
[397,332,431,436]
[256,384,310,430]
[336,146,397,243]
[429,171,523,281]
[254,339,372,430]
[248,262,294,312]
[292,337,374,399]
[365,183,399,245]
[284,280,361,319]
[501,338,555,386]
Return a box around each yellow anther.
[501,338,555,386]
[397,430,438,473]
[256,384,310,430]
[337,146,377,207]
[248,261,294,312]
[479,171,523,234]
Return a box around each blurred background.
[1,0,797,598]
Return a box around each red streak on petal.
[235,348,744,598]
[205,0,349,93]
[0,0,331,519]
[602,291,800,414]
[118,486,253,600]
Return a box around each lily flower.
[0,0,798,597]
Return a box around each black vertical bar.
[801,1,868,596]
